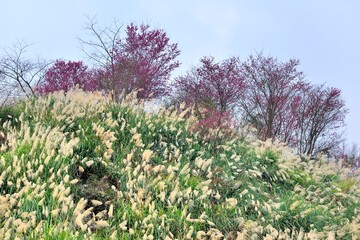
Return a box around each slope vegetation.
[0,89,359,239]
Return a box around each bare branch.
[78,16,123,69]
[0,41,49,100]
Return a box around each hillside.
[0,89,359,239]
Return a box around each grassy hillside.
[0,89,359,239]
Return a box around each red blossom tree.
[239,53,348,156]
[174,56,244,141]
[174,56,244,113]
[79,18,180,100]
[239,53,305,142]
[292,84,348,156]
[94,55,164,99]
[173,52,348,157]
[36,60,97,94]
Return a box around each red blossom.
[174,56,244,113]
[291,84,348,156]
[239,53,305,142]
[95,23,180,100]
[36,60,98,94]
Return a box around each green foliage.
[336,178,357,193]
[0,102,25,130]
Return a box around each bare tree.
[79,17,122,69]
[0,74,20,107]
[78,17,122,98]
[0,41,49,103]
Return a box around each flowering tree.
[36,60,97,94]
[239,53,305,141]
[79,18,180,100]
[292,84,348,156]
[174,56,243,141]
[174,56,244,113]
[191,108,234,139]
[124,23,180,94]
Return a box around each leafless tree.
[78,17,124,99]
[79,17,122,67]
[78,17,122,73]
[0,41,49,104]
[0,74,20,107]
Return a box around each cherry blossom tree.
[239,53,305,141]
[173,56,244,141]
[174,56,244,113]
[36,60,97,94]
[79,18,180,100]
[292,84,348,156]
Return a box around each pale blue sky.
[1,0,359,145]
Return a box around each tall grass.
[0,89,359,239]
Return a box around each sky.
[1,0,359,145]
